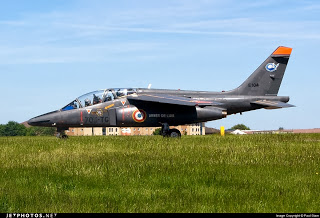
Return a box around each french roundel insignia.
[132,109,147,123]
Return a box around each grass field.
[0,134,320,213]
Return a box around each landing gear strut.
[56,127,69,139]
[160,123,181,138]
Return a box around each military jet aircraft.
[28,46,294,138]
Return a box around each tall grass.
[0,134,319,213]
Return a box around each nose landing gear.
[56,127,69,139]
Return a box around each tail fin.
[229,46,292,96]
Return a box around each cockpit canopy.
[61,88,137,111]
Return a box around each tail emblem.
[265,63,280,72]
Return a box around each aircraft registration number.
[85,117,109,123]
[248,83,259,87]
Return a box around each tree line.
[0,121,252,137]
[0,121,56,136]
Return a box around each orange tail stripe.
[273,46,292,55]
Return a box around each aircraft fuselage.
[27,46,295,137]
[28,88,290,129]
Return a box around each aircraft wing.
[127,94,222,107]
[251,100,295,109]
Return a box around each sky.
[0,0,320,130]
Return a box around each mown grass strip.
[0,134,319,212]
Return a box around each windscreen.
[61,88,137,109]
[61,100,80,111]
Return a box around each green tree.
[231,124,250,130]
[152,128,162,135]
[26,126,56,136]
[1,121,27,136]
[0,124,5,136]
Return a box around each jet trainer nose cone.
[27,110,60,127]
[27,117,51,126]
[27,118,35,126]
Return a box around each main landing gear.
[160,123,181,138]
[56,127,69,139]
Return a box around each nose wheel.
[56,127,69,139]
[161,123,181,138]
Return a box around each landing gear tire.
[56,132,68,139]
[160,123,181,138]
[56,127,69,139]
[61,134,68,139]
[168,128,181,138]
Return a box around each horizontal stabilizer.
[251,100,295,109]
[127,94,222,107]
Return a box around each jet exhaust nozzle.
[196,107,227,122]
